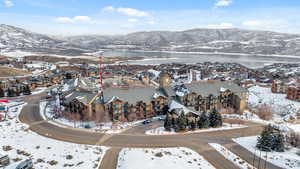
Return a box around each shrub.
[257,104,273,120]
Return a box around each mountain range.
[1,24,300,56]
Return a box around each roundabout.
[18,92,282,169]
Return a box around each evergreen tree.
[272,132,285,152]
[162,105,169,115]
[23,85,31,95]
[190,120,196,131]
[164,114,172,131]
[7,88,14,97]
[177,113,187,132]
[209,108,222,128]
[0,87,4,97]
[198,113,210,129]
[256,124,274,152]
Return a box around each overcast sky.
[1,0,300,35]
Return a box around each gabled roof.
[103,87,158,104]
[185,81,247,97]
[64,91,100,105]
[169,100,200,116]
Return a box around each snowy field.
[0,102,108,169]
[209,143,255,169]
[145,123,247,135]
[117,147,215,169]
[248,85,300,122]
[233,136,300,169]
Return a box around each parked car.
[142,120,152,125]
[158,116,166,121]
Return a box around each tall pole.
[253,148,256,167]
[99,55,104,91]
[258,150,262,169]
[264,151,268,169]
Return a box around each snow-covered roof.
[169,100,200,116]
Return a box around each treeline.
[164,108,223,132]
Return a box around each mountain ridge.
[1,24,300,56]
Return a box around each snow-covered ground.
[117,147,216,169]
[145,123,247,135]
[209,143,255,169]
[233,136,300,169]
[0,102,108,169]
[248,85,300,122]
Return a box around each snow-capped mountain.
[65,28,300,56]
[0,24,89,56]
[1,24,300,57]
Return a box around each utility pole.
[258,149,262,169]
[253,147,256,167]
[264,151,268,169]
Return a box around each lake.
[102,50,300,68]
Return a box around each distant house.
[287,84,300,102]
[271,80,287,94]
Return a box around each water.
[102,50,300,68]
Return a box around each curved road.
[18,93,281,169]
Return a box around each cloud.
[3,0,14,7]
[55,16,92,23]
[207,22,233,28]
[56,17,73,23]
[128,18,138,23]
[215,0,232,7]
[102,6,115,12]
[117,7,149,17]
[73,16,91,22]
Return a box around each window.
[122,104,126,113]
[114,104,119,114]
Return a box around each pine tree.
[272,132,285,152]
[256,124,274,152]
[164,114,172,131]
[0,87,4,97]
[162,105,169,115]
[177,113,187,132]
[198,113,210,129]
[209,108,222,128]
[7,88,14,97]
[190,120,196,131]
[23,85,31,95]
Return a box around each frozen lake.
[102,50,300,68]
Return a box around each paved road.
[18,93,282,169]
[99,148,121,169]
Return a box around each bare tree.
[257,104,273,120]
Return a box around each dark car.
[142,120,152,125]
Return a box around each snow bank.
[145,123,247,135]
[117,147,215,169]
[209,143,255,169]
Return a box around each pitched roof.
[64,91,100,105]
[185,81,247,97]
[103,87,157,104]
